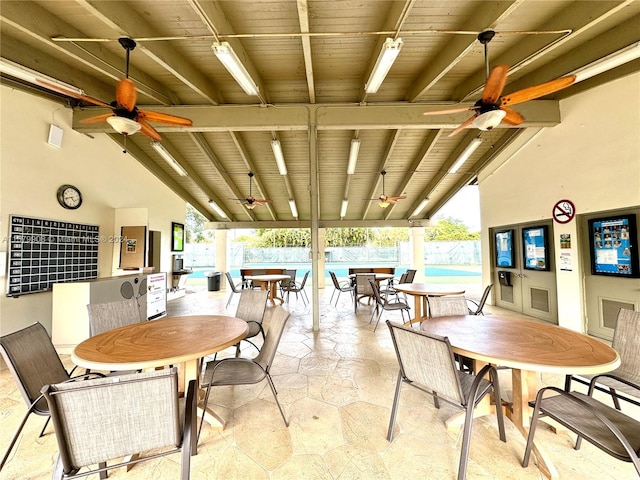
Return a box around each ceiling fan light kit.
[212,41,259,96]
[471,109,506,131]
[107,116,141,135]
[271,139,287,175]
[151,141,188,176]
[365,37,403,94]
[347,139,360,174]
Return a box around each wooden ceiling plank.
[80,0,223,105]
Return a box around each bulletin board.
[119,225,147,269]
[6,215,99,297]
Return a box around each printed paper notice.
[560,252,573,271]
[147,272,167,320]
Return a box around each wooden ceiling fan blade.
[501,106,524,125]
[37,80,113,108]
[137,118,162,141]
[254,199,273,204]
[116,78,137,111]
[423,106,477,115]
[482,65,509,104]
[80,112,115,125]
[388,196,407,203]
[138,109,193,126]
[447,115,477,137]
[501,75,576,106]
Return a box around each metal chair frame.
[386,321,505,480]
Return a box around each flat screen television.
[588,214,639,278]
[171,222,184,252]
[494,229,515,268]
[522,225,550,271]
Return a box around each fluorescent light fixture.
[212,41,259,96]
[150,141,188,176]
[288,199,298,218]
[208,199,228,218]
[106,116,141,136]
[271,139,287,175]
[365,37,403,94]
[411,198,430,217]
[0,58,85,96]
[340,199,349,218]
[448,138,483,173]
[347,139,360,174]
[573,41,640,83]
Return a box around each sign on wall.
[6,215,99,297]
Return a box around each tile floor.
[1,284,638,479]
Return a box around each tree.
[185,204,213,243]
[425,217,480,241]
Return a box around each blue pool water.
[187,265,480,279]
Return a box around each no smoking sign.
[552,199,576,224]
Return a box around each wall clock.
[56,184,82,209]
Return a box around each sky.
[433,185,481,232]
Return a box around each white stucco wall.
[478,73,640,331]
[0,85,186,335]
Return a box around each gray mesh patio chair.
[225,272,242,308]
[386,321,505,480]
[282,270,310,305]
[380,271,408,300]
[428,294,469,317]
[565,308,640,409]
[369,279,410,331]
[354,273,376,312]
[233,288,268,355]
[42,367,197,480]
[404,269,417,283]
[466,284,493,315]
[329,271,355,306]
[87,298,141,336]
[0,323,100,471]
[427,295,473,372]
[523,386,640,476]
[279,269,297,297]
[200,306,291,437]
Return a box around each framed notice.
[494,229,515,268]
[522,225,550,271]
[588,214,639,278]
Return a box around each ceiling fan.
[424,30,576,137]
[37,37,192,142]
[231,172,272,210]
[369,170,406,208]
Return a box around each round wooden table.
[420,314,620,479]
[72,315,248,429]
[394,283,466,324]
[245,274,290,305]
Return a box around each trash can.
[205,271,221,291]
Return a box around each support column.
[214,229,228,291]
[317,228,326,289]
[411,227,425,282]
